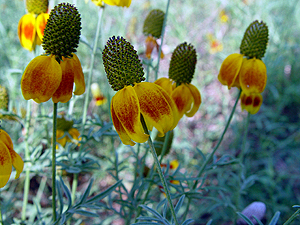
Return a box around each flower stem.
[140,116,179,225]
[182,89,242,221]
[81,7,104,132]
[283,208,300,225]
[21,100,32,221]
[0,191,3,225]
[52,102,58,221]
[154,0,170,81]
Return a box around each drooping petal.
[185,83,201,117]
[103,0,131,7]
[240,92,263,114]
[171,84,193,119]
[21,55,62,103]
[52,57,75,103]
[36,13,49,41]
[72,54,85,95]
[18,13,36,51]
[134,82,177,136]
[67,128,81,146]
[0,130,24,183]
[112,86,148,145]
[154,77,174,95]
[56,130,67,148]
[0,143,12,188]
[218,53,243,89]
[239,58,267,95]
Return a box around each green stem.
[154,0,170,81]
[81,7,104,132]
[66,173,78,225]
[21,100,32,221]
[182,89,242,221]
[52,103,58,221]
[283,208,300,225]
[140,116,179,225]
[0,191,2,225]
[159,131,171,164]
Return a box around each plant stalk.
[52,102,58,221]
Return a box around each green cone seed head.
[26,0,49,14]
[42,3,81,61]
[57,117,74,131]
[0,85,8,111]
[168,42,197,85]
[143,9,165,38]
[102,36,145,91]
[240,20,269,59]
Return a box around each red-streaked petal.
[0,142,12,188]
[21,55,62,103]
[72,54,85,95]
[134,82,177,136]
[112,86,148,145]
[52,57,75,103]
[240,92,263,114]
[18,13,36,51]
[185,83,201,117]
[218,53,243,89]
[0,130,24,181]
[172,84,193,119]
[36,13,49,41]
[239,58,267,95]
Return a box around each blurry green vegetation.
[0,0,300,224]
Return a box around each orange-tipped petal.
[154,77,174,95]
[240,92,263,114]
[21,55,62,103]
[72,54,85,95]
[239,58,267,95]
[185,83,201,117]
[36,13,49,41]
[134,82,177,136]
[218,53,243,89]
[111,86,148,145]
[0,143,12,188]
[172,84,193,119]
[18,13,36,51]
[52,57,75,103]
[103,0,131,7]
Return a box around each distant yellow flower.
[18,0,49,51]
[145,35,164,59]
[57,128,81,148]
[219,10,229,23]
[207,33,223,54]
[0,129,24,188]
[91,83,107,106]
[103,0,131,7]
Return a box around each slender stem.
[182,89,242,221]
[71,173,78,204]
[283,209,300,225]
[154,0,170,80]
[52,103,58,221]
[0,191,2,225]
[81,7,104,132]
[21,100,32,221]
[140,116,179,225]
[159,131,171,164]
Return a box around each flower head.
[56,117,81,148]
[102,36,179,146]
[0,130,24,188]
[218,20,269,114]
[21,3,85,103]
[103,0,131,7]
[18,0,49,51]
[155,42,201,119]
[91,83,107,106]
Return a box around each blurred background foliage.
[0,0,300,224]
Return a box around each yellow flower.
[207,33,223,54]
[21,53,85,103]
[155,78,201,120]
[91,83,107,106]
[111,82,179,146]
[18,13,49,51]
[0,130,24,188]
[103,0,131,7]
[240,92,263,115]
[219,10,229,23]
[56,128,81,148]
